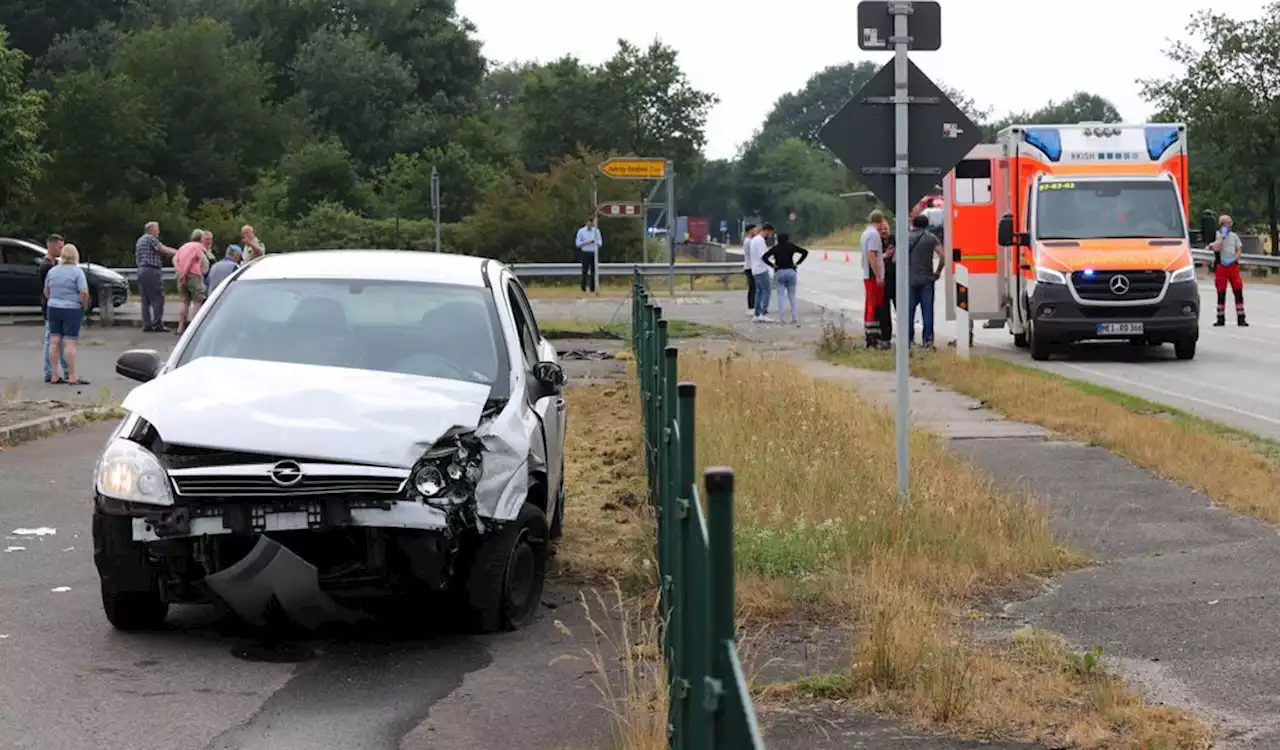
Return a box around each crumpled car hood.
[120,356,492,469]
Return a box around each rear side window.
[953,159,992,205]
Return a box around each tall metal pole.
[665,163,675,295]
[430,166,441,254]
[892,3,911,501]
[591,177,600,294]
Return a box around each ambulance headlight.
[1169,264,1195,284]
[1035,267,1066,285]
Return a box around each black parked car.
[0,237,129,311]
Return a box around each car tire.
[1174,338,1197,360]
[1028,318,1051,361]
[92,511,169,631]
[463,502,548,633]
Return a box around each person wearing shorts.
[43,243,90,385]
[174,232,210,335]
[1210,214,1248,327]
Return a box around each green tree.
[754,61,878,150]
[32,68,162,257]
[289,26,421,169]
[596,40,718,172]
[276,136,365,219]
[516,57,614,172]
[985,91,1122,137]
[109,17,287,205]
[1141,4,1280,250]
[0,30,48,229]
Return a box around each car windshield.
[176,278,505,388]
[1035,180,1185,240]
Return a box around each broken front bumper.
[120,499,451,542]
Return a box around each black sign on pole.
[857,0,941,51]
[818,58,981,208]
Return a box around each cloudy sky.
[456,0,1263,160]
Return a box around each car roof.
[0,237,46,253]
[237,250,500,287]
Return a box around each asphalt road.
[0,420,609,750]
[791,250,1280,441]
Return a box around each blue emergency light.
[1144,126,1179,160]
[1022,128,1062,162]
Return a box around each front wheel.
[92,511,169,630]
[1028,318,1051,361]
[1174,338,1197,360]
[463,503,548,633]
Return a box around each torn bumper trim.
[131,502,451,542]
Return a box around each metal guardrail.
[632,275,764,750]
[1191,249,1280,269]
[107,261,743,282]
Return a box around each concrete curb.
[0,407,113,448]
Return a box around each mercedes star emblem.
[269,460,304,487]
[1109,275,1130,296]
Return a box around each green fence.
[631,273,765,750]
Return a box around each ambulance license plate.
[1096,323,1143,336]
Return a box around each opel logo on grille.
[269,460,304,487]
[1109,275,1130,296]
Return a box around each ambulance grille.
[1071,270,1165,301]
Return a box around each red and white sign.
[596,202,644,218]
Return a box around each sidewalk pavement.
[808,360,1280,748]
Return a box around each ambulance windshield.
[1035,180,1185,241]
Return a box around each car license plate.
[1096,322,1143,336]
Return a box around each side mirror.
[532,361,566,398]
[116,349,163,383]
[997,214,1015,247]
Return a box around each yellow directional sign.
[599,157,666,180]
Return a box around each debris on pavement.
[12,528,55,537]
[559,349,615,361]
[4,547,25,552]
[50,587,71,593]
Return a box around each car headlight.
[410,434,484,508]
[1170,264,1195,284]
[1035,267,1066,285]
[94,439,173,506]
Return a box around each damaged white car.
[92,251,567,633]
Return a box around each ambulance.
[945,123,1198,361]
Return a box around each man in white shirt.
[575,217,603,293]
[747,223,774,321]
[861,211,888,347]
[741,223,758,316]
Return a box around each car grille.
[171,475,405,498]
[1071,270,1166,302]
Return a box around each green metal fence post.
[661,345,685,749]
[676,382,712,750]
[706,468,735,745]
[641,304,656,488]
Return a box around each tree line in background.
[0,0,1273,265]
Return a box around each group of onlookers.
[860,210,946,349]
[134,221,265,334]
[741,222,811,325]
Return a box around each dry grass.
[539,319,733,341]
[553,583,669,750]
[677,350,1210,748]
[554,381,655,589]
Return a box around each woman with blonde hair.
[43,243,90,385]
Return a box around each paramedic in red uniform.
[860,212,888,347]
[1211,214,1248,327]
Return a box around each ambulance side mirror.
[993,213,1024,245]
